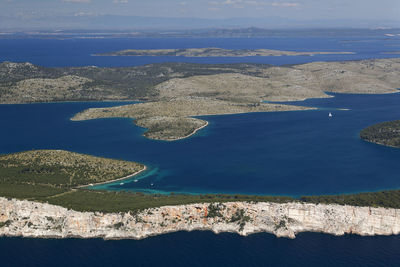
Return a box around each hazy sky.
[1,0,399,21]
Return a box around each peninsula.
[0,150,145,200]
[360,120,400,148]
[95,47,355,57]
[71,100,311,141]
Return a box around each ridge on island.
[94,47,355,57]
[1,58,399,105]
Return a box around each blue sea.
[1,36,400,266]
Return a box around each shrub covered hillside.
[0,150,144,194]
[360,120,400,148]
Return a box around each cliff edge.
[1,197,399,240]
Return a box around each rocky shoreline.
[1,197,400,240]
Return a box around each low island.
[95,47,355,57]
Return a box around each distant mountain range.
[2,27,400,39]
[1,14,399,32]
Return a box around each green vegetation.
[46,190,293,213]
[113,222,124,230]
[0,150,144,202]
[275,220,286,231]
[360,120,400,148]
[44,189,400,213]
[0,220,11,228]
[230,208,251,231]
[0,150,294,213]
[0,182,67,199]
[4,150,400,214]
[207,203,225,218]
[301,190,400,209]
[0,150,144,188]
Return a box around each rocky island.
[71,99,311,141]
[1,59,400,140]
[95,47,355,57]
[71,58,400,140]
[360,120,400,148]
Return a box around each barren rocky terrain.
[2,58,400,140]
[1,58,399,105]
[2,197,400,240]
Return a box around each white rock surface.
[1,197,400,239]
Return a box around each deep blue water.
[1,93,400,196]
[0,36,399,67]
[2,232,400,267]
[2,37,400,266]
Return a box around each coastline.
[76,166,147,189]
[164,120,209,141]
[2,197,400,240]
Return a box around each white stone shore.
[1,197,400,240]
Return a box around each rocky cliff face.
[1,197,400,239]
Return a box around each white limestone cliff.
[1,197,400,239]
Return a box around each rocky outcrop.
[1,197,400,239]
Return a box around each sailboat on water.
[329,112,333,117]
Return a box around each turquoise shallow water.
[1,93,400,196]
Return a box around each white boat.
[120,182,124,185]
[134,179,138,183]
[329,112,333,117]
